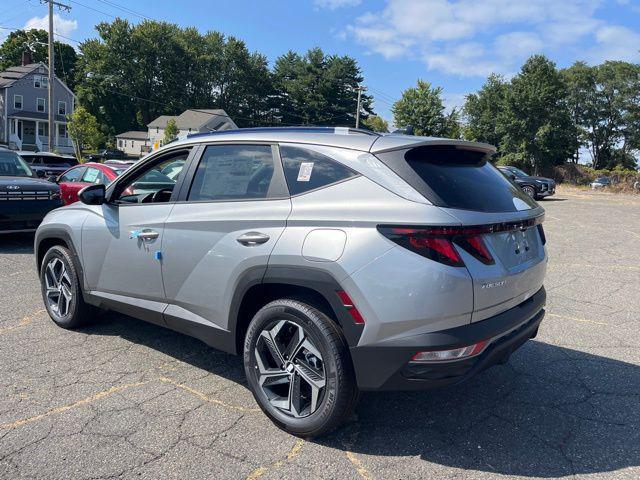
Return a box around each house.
[147,109,236,149]
[115,131,150,156]
[0,58,76,154]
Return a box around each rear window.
[42,156,77,166]
[376,145,537,212]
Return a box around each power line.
[65,0,116,19]
[94,0,152,21]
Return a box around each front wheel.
[522,185,536,198]
[244,299,359,437]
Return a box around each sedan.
[591,176,612,189]
[55,163,127,205]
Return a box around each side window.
[59,167,86,183]
[280,146,357,196]
[81,167,105,184]
[114,150,189,203]
[188,145,275,201]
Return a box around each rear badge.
[481,280,506,289]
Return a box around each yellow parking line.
[246,438,305,480]
[344,426,373,480]
[0,309,45,335]
[547,312,609,326]
[158,376,260,413]
[0,381,148,430]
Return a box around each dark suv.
[498,166,555,200]
[86,149,127,162]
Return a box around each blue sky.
[2,0,639,124]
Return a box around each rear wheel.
[244,299,359,437]
[40,245,95,329]
[522,185,536,198]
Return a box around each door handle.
[130,229,159,241]
[237,232,270,246]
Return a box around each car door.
[81,147,193,325]
[161,144,291,339]
[57,166,86,205]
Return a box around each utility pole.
[355,86,366,129]
[41,0,71,152]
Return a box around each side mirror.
[47,175,58,183]
[79,183,106,205]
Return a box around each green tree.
[67,106,104,161]
[163,118,179,143]
[272,48,373,126]
[463,74,508,147]
[498,55,576,174]
[362,115,389,133]
[392,80,456,137]
[0,29,78,88]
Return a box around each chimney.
[22,50,32,66]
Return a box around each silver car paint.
[36,131,545,353]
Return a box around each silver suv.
[35,127,547,437]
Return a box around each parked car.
[498,166,555,199]
[34,128,547,437]
[103,159,137,168]
[591,176,612,189]
[16,151,79,179]
[54,162,128,205]
[85,149,127,162]
[0,149,62,233]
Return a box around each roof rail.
[185,126,380,139]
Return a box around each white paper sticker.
[297,162,314,182]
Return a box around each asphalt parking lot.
[1,186,639,480]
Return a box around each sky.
[1,0,639,125]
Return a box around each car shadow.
[83,312,639,478]
[539,197,567,202]
[0,233,34,254]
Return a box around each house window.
[34,75,41,88]
[118,140,123,148]
[58,101,66,115]
[42,76,49,88]
[14,95,23,110]
[58,124,68,138]
[37,98,46,112]
[38,123,49,137]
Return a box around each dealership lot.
[0,187,639,480]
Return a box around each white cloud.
[346,0,639,77]
[314,0,361,9]
[24,13,78,39]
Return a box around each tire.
[522,185,536,198]
[244,299,359,437]
[40,245,95,329]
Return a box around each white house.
[115,130,150,156]
[147,109,237,149]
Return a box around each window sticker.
[84,169,99,183]
[297,162,314,182]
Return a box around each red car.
[55,162,128,205]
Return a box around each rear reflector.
[336,290,365,325]
[411,340,488,363]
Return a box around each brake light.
[411,340,488,362]
[336,290,365,325]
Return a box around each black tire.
[522,185,536,198]
[244,299,359,437]
[40,245,96,329]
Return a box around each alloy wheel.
[44,257,73,317]
[522,186,536,198]
[254,320,326,418]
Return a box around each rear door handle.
[130,229,159,241]
[237,232,270,246]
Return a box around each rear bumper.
[350,286,546,391]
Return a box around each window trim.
[34,75,41,88]
[278,143,361,198]
[36,97,46,113]
[177,143,289,204]
[13,94,23,110]
[58,100,66,115]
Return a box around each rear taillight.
[377,226,494,267]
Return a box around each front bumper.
[350,286,546,391]
[0,199,63,233]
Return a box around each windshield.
[508,167,529,178]
[0,151,34,177]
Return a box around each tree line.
[0,20,638,171]
[394,56,640,173]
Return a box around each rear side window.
[188,145,276,201]
[280,146,357,196]
[376,145,537,212]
